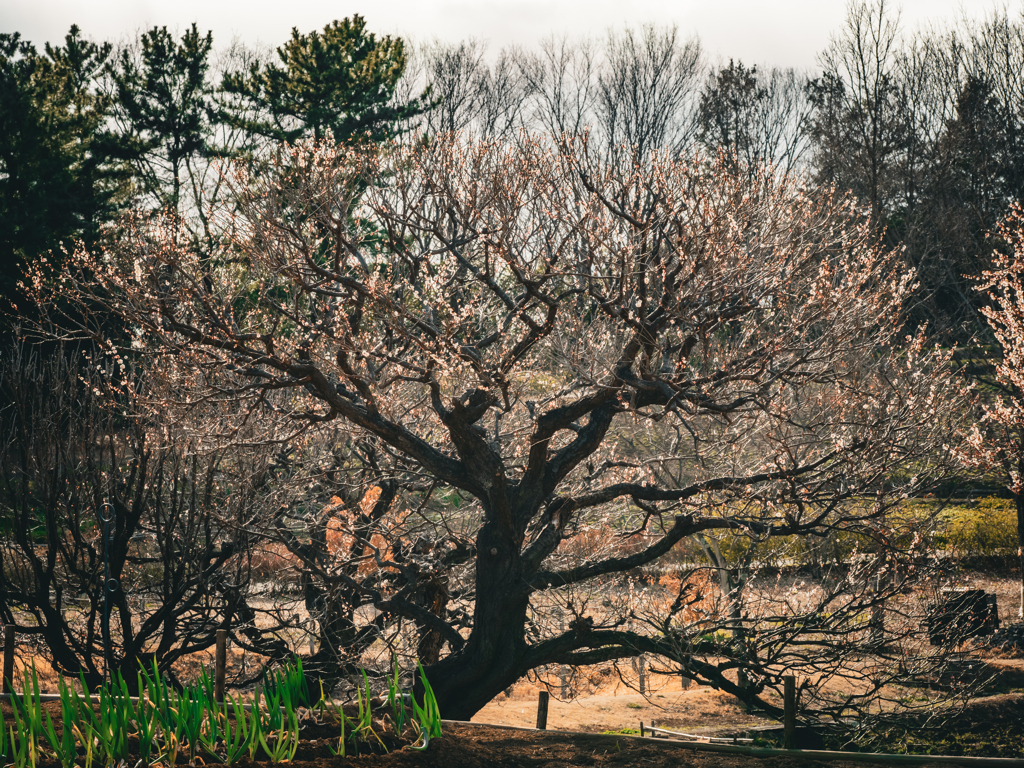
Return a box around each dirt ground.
[469,656,1024,736]
[24,718,999,768]
[471,668,764,735]
[272,723,995,768]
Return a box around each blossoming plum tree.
[962,204,1024,618]
[31,135,966,720]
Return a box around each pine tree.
[108,24,218,225]
[222,16,429,145]
[0,26,123,319]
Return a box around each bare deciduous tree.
[697,59,812,177]
[596,25,703,159]
[0,344,247,688]
[809,0,909,231]
[806,3,1024,341]
[418,39,489,137]
[518,35,599,138]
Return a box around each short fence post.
[783,675,796,749]
[3,626,14,694]
[536,690,549,730]
[214,629,227,703]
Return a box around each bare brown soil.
[248,722,1001,768]
[464,570,1024,736]
[25,718,992,768]
[469,656,1024,736]
[472,667,763,735]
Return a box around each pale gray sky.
[0,0,1012,70]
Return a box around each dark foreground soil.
[28,718,1016,768]
[192,722,1004,768]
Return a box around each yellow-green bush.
[658,497,1020,572]
[935,497,1019,559]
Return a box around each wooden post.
[640,721,645,738]
[214,629,227,703]
[3,626,14,694]
[535,690,549,730]
[783,675,796,749]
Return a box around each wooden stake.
[2,626,13,695]
[214,629,227,703]
[783,675,796,749]
[536,690,549,730]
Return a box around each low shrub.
[935,497,1018,561]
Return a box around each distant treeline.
[3,0,1023,341]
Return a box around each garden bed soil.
[265,722,1011,767]
[21,721,992,768]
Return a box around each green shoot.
[256,680,300,765]
[0,701,8,762]
[326,699,351,758]
[408,662,442,751]
[387,656,407,735]
[221,693,253,765]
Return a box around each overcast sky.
[0,0,1013,70]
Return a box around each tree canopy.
[31,135,966,720]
